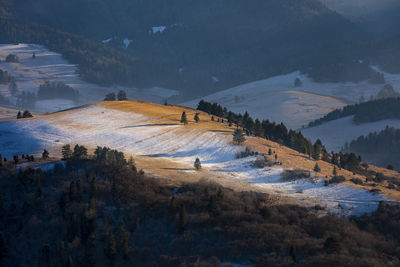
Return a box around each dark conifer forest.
[1,146,400,266]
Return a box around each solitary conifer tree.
[314,163,321,172]
[233,129,246,145]
[194,158,201,170]
[17,111,21,119]
[117,90,127,101]
[194,113,200,123]
[180,112,188,125]
[42,149,49,159]
[333,166,338,176]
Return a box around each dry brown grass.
[0,106,18,120]
[19,100,400,201]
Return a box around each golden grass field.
[98,100,400,201]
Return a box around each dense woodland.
[0,18,158,88]
[197,100,362,173]
[37,82,79,102]
[345,127,400,170]
[308,97,400,127]
[1,146,400,266]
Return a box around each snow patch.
[102,38,113,44]
[151,26,167,34]
[123,38,133,49]
[182,69,400,130]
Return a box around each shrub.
[281,169,311,181]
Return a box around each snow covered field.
[183,70,400,129]
[0,103,389,215]
[0,44,179,113]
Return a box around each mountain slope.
[1,100,399,215]
[3,0,369,96]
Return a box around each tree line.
[0,17,153,88]
[308,96,400,127]
[197,100,361,172]
[344,126,400,170]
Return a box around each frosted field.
[0,104,389,215]
[0,44,179,113]
[183,70,400,129]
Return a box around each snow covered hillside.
[0,44,179,113]
[0,101,392,215]
[183,70,400,129]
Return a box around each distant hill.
[1,0,372,96]
[345,126,400,170]
[308,96,400,127]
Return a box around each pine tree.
[179,204,187,231]
[117,90,127,101]
[42,149,49,159]
[17,111,21,119]
[194,113,200,123]
[194,158,201,170]
[180,112,188,125]
[104,92,116,101]
[333,166,337,176]
[233,129,246,145]
[22,110,33,118]
[13,155,18,165]
[294,78,302,87]
[105,233,117,260]
[314,163,321,172]
[61,144,72,160]
[118,226,130,260]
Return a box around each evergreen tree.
[333,166,337,176]
[312,140,322,160]
[314,163,321,172]
[61,144,72,160]
[16,111,21,119]
[105,232,117,260]
[73,145,88,159]
[179,204,187,231]
[233,129,246,145]
[42,149,49,159]
[118,226,130,260]
[294,78,302,87]
[117,90,127,101]
[13,155,18,165]
[22,110,33,118]
[180,111,188,125]
[194,158,201,170]
[32,52,36,59]
[104,92,116,101]
[194,113,200,123]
